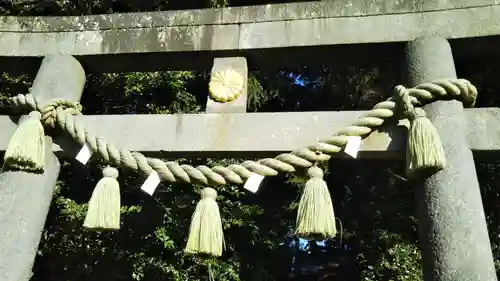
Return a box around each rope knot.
[307,166,324,179]
[9,94,82,128]
[28,111,42,120]
[458,78,478,108]
[395,85,425,121]
[201,187,217,199]
[103,166,119,179]
[40,100,82,128]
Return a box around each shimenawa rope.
[8,78,477,186]
[6,77,477,256]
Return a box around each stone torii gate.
[0,1,500,281]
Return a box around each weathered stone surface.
[407,37,497,281]
[0,55,86,281]
[0,2,500,72]
[0,138,60,281]
[29,55,86,108]
[465,107,500,152]
[0,108,498,158]
[0,0,495,32]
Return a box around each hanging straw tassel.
[3,111,45,173]
[295,164,337,240]
[185,187,224,257]
[396,86,446,179]
[83,166,121,230]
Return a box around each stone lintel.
[0,108,497,159]
[1,3,500,72]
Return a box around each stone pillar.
[406,37,497,281]
[0,55,86,281]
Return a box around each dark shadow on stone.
[52,134,82,159]
[0,164,44,174]
[8,114,20,124]
[375,116,408,160]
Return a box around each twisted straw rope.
[9,78,477,186]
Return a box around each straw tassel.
[295,165,337,240]
[3,111,45,173]
[83,166,121,230]
[185,187,224,257]
[396,86,446,179]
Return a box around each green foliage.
[360,231,422,281]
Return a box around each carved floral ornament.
[209,68,245,103]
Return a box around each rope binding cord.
[295,152,337,241]
[3,111,45,173]
[184,187,225,257]
[4,78,478,257]
[3,97,82,173]
[83,166,121,231]
[395,85,446,179]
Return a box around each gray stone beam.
[2,0,496,32]
[0,108,497,158]
[408,37,497,281]
[0,1,500,72]
[0,55,86,281]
